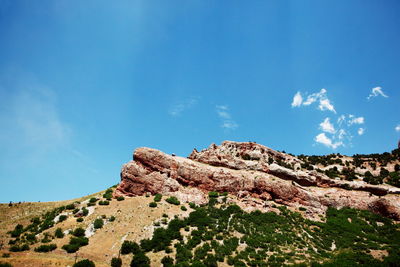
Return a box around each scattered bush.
[77,218,84,222]
[55,228,64,238]
[65,204,75,210]
[58,215,67,222]
[149,202,157,208]
[130,253,150,267]
[82,207,89,216]
[208,191,219,198]
[72,227,85,237]
[62,237,89,253]
[181,206,187,211]
[165,196,180,205]
[0,263,12,267]
[109,216,116,222]
[9,244,29,252]
[154,194,162,202]
[73,259,95,267]
[98,200,110,206]
[89,198,97,203]
[117,196,125,201]
[121,240,141,255]
[111,257,122,267]
[93,219,104,229]
[34,244,57,252]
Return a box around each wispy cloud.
[216,105,238,130]
[319,118,336,134]
[168,97,198,116]
[357,128,365,135]
[291,92,303,107]
[348,115,365,125]
[291,88,336,113]
[315,133,343,149]
[367,86,388,100]
[396,125,400,132]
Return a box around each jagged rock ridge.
[115,141,400,220]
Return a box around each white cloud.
[319,118,336,134]
[396,125,400,132]
[348,116,364,125]
[216,105,238,130]
[337,115,346,125]
[337,129,347,140]
[315,133,343,149]
[367,86,388,100]
[291,88,336,113]
[291,92,303,107]
[357,128,365,135]
[318,98,336,113]
[168,97,198,116]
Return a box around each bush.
[121,240,140,255]
[72,227,85,237]
[109,216,116,222]
[154,194,162,202]
[89,198,97,203]
[62,237,89,253]
[130,253,150,267]
[99,200,109,205]
[58,215,67,222]
[166,196,180,205]
[149,202,157,208]
[34,244,57,252]
[55,228,64,238]
[73,259,95,267]
[161,256,174,266]
[66,204,75,210]
[93,219,104,229]
[117,196,125,201]
[181,206,187,211]
[82,207,89,216]
[0,263,12,267]
[111,257,122,267]
[77,218,84,222]
[9,244,29,252]
[208,191,219,198]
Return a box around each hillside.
[1,141,399,267]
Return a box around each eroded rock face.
[115,142,400,220]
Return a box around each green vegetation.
[117,196,125,201]
[111,257,122,267]
[72,227,85,237]
[165,196,180,205]
[62,236,89,253]
[149,202,157,208]
[103,188,113,200]
[77,217,84,222]
[9,244,29,252]
[132,199,400,266]
[73,259,95,267]
[0,263,12,267]
[34,243,57,252]
[131,253,150,267]
[121,240,141,255]
[93,218,104,229]
[58,215,67,222]
[54,228,64,238]
[154,193,162,202]
[98,200,110,205]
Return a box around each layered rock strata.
[115,142,400,220]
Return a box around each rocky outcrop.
[115,142,400,220]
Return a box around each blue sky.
[0,0,399,202]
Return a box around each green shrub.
[181,206,187,211]
[109,216,116,222]
[121,240,140,255]
[165,197,180,205]
[2,254,10,258]
[0,263,12,267]
[98,200,109,205]
[117,196,125,201]
[161,256,174,266]
[154,194,162,202]
[208,191,219,198]
[66,204,75,210]
[72,227,85,237]
[111,257,122,267]
[89,198,97,203]
[73,259,95,267]
[130,253,150,267]
[62,237,89,253]
[82,207,89,216]
[34,244,57,252]
[149,202,157,208]
[58,215,68,222]
[93,219,104,229]
[9,244,29,252]
[55,228,64,238]
[77,218,84,222]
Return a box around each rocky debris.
[115,142,400,220]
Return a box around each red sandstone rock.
[115,142,400,220]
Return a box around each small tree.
[93,219,103,229]
[111,257,122,267]
[55,228,64,238]
[130,253,150,267]
[73,259,95,267]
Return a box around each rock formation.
[115,141,400,220]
